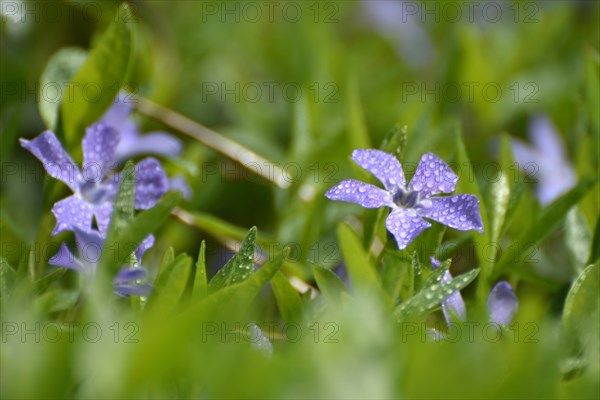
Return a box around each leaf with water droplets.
[394,268,479,322]
[411,252,424,293]
[208,227,257,292]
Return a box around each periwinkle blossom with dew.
[49,226,152,297]
[325,149,484,249]
[20,125,169,236]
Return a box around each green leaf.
[32,268,67,295]
[312,264,348,304]
[0,257,16,299]
[337,222,384,296]
[562,264,599,356]
[422,259,451,289]
[105,191,181,273]
[394,268,479,322]
[158,247,175,277]
[565,208,592,273]
[347,74,370,149]
[487,171,510,246]
[148,253,192,315]
[271,272,303,324]
[34,289,79,314]
[208,227,257,292]
[380,124,408,162]
[192,241,208,301]
[587,215,600,265]
[60,3,133,145]
[38,47,88,131]
[411,252,424,294]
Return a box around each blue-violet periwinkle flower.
[325,149,484,249]
[431,257,466,324]
[487,281,518,326]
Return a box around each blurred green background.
[1,1,599,398]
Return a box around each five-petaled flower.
[20,125,169,236]
[325,149,484,249]
[49,226,153,297]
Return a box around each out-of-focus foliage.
[1,1,599,398]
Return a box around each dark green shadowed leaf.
[148,253,193,315]
[395,268,479,322]
[32,268,67,295]
[271,272,303,324]
[38,47,88,131]
[60,3,133,145]
[380,124,408,162]
[312,264,348,304]
[208,227,257,292]
[192,241,208,301]
[0,258,17,299]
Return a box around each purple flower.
[100,92,182,164]
[487,281,518,326]
[431,257,466,324]
[49,226,153,297]
[325,149,484,249]
[100,92,191,198]
[511,115,576,205]
[20,126,169,236]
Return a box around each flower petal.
[133,158,169,209]
[72,226,104,265]
[352,149,405,191]
[169,175,192,199]
[92,203,113,236]
[114,283,152,297]
[115,266,148,283]
[49,243,82,271]
[114,131,182,164]
[408,152,458,197]
[325,179,394,208]
[385,208,431,250]
[418,194,484,233]
[51,195,94,236]
[487,281,518,326]
[136,234,155,261]
[82,123,119,181]
[100,92,134,128]
[19,131,81,192]
[431,257,466,324]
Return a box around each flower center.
[393,189,420,208]
[79,179,109,204]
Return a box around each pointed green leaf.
[271,272,303,324]
[411,252,424,293]
[60,3,133,145]
[38,47,88,131]
[566,208,592,273]
[587,215,600,265]
[193,241,208,301]
[208,227,257,292]
[158,247,175,277]
[148,253,192,315]
[562,264,599,356]
[395,268,479,322]
[34,289,79,314]
[32,268,67,295]
[312,265,348,304]
[422,259,451,289]
[347,75,370,149]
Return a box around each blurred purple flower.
[100,92,182,164]
[431,257,466,324]
[511,115,576,205]
[49,226,153,297]
[100,92,191,198]
[487,281,518,326]
[325,149,484,249]
[20,126,169,236]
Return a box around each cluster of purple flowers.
[21,93,186,297]
[326,149,517,325]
